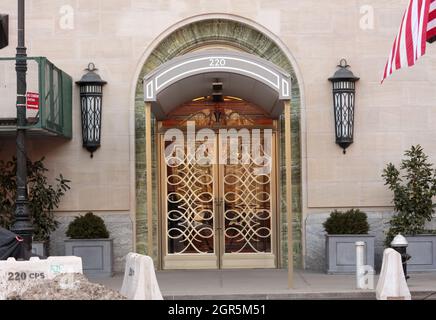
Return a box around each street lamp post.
[11,0,33,258]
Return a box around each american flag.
[429,0,436,42]
[382,0,436,82]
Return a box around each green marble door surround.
[135,18,302,268]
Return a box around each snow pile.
[7,273,126,300]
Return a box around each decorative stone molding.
[135,17,303,268]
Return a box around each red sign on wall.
[26,92,39,110]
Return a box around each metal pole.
[11,0,33,258]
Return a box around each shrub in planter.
[323,209,374,274]
[0,157,70,256]
[382,145,436,271]
[382,145,436,245]
[323,209,370,235]
[65,212,113,277]
[66,212,109,239]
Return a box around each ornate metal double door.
[162,131,277,269]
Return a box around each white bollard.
[356,241,374,290]
[356,241,365,289]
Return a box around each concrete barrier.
[376,248,411,300]
[120,253,163,300]
[0,256,83,300]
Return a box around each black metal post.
[11,0,33,258]
[392,246,411,281]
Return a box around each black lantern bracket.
[76,62,107,158]
[328,59,360,155]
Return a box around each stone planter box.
[65,239,113,278]
[31,241,47,257]
[326,235,375,274]
[405,235,436,272]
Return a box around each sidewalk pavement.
[91,269,436,300]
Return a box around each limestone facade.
[0,0,435,272]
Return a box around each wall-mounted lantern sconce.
[0,14,8,49]
[328,59,359,154]
[76,63,107,158]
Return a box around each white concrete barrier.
[0,256,83,300]
[376,248,411,300]
[120,253,163,300]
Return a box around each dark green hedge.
[66,212,109,239]
[323,209,369,235]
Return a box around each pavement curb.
[164,290,436,300]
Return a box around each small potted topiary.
[323,209,375,274]
[65,212,113,277]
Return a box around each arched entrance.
[145,51,291,269]
[134,17,303,271]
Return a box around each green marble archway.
[135,18,302,268]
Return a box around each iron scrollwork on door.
[166,143,215,254]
